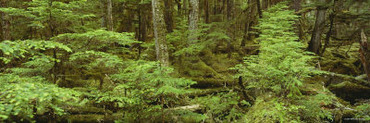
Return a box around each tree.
[152,0,169,67]
[256,0,262,18]
[107,0,113,31]
[164,0,174,33]
[188,0,199,43]
[308,0,328,54]
[1,0,10,40]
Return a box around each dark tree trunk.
[308,0,327,54]
[359,30,370,82]
[321,0,337,56]
[204,0,210,23]
[226,0,233,20]
[164,0,174,33]
[1,0,10,41]
[256,0,262,18]
[292,0,301,12]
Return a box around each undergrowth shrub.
[192,91,247,122]
[104,60,196,121]
[0,74,83,122]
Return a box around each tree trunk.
[1,0,10,41]
[164,0,174,33]
[107,0,113,31]
[204,0,210,23]
[292,0,301,12]
[359,30,369,82]
[183,0,188,17]
[152,0,169,67]
[226,0,233,20]
[308,0,327,54]
[188,0,199,44]
[321,0,336,56]
[256,0,262,18]
[100,0,106,28]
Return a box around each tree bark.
[321,0,337,56]
[292,0,301,12]
[164,0,174,33]
[308,0,327,54]
[188,0,199,44]
[204,0,210,23]
[100,0,106,28]
[1,0,10,41]
[152,0,170,67]
[107,0,113,31]
[226,0,233,20]
[256,0,262,18]
[359,30,369,82]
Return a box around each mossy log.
[184,88,229,98]
[325,72,370,87]
[64,106,113,115]
[190,78,235,88]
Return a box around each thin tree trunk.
[100,0,106,28]
[1,0,10,41]
[152,0,170,67]
[183,0,188,17]
[204,0,210,23]
[107,0,113,31]
[164,0,174,33]
[226,0,233,20]
[321,0,336,56]
[308,0,327,54]
[292,0,301,12]
[359,30,370,82]
[188,0,199,44]
[256,0,262,18]
[175,0,182,15]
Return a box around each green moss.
[245,95,302,123]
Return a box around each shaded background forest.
[0,0,369,122]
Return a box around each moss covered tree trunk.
[152,0,169,67]
[107,0,113,31]
[188,0,199,44]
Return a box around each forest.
[0,0,369,122]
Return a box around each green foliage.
[245,96,302,123]
[193,91,245,122]
[234,2,318,97]
[0,74,83,122]
[70,50,124,69]
[354,103,370,120]
[0,40,71,64]
[297,93,333,122]
[167,19,230,57]
[108,60,196,121]
[52,30,139,53]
